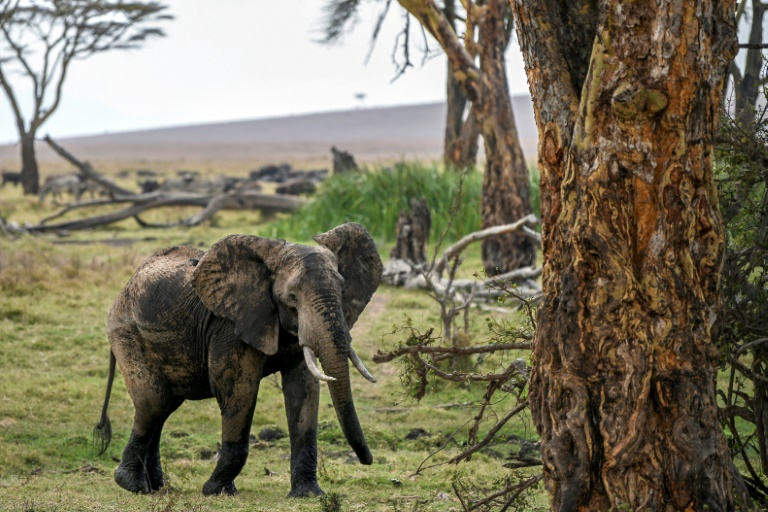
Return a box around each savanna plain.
[0,158,544,511]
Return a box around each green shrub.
[264,162,483,244]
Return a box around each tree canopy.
[0,0,172,194]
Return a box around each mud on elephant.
[94,222,383,498]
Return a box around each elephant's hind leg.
[115,390,182,494]
[282,359,324,498]
[145,400,182,491]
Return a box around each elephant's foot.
[147,468,165,492]
[288,481,324,498]
[202,478,238,496]
[115,464,151,494]
[146,454,165,491]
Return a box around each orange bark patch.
[633,176,657,258]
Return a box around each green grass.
[265,163,484,245]
[0,181,545,511]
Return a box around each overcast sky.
[0,0,531,144]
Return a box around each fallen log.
[9,191,302,235]
[134,191,303,228]
[43,135,136,197]
[382,216,543,304]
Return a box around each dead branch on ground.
[0,137,303,237]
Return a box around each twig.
[448,400,529,465]
[373,341,531,363]
[453,481,471,512]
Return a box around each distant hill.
[0,96,537,166]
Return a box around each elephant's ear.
[314,223,383,328]
[192,235,286,355]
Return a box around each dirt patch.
[350,289,396,377]
[349,290,389,343]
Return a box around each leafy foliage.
[714,99,768,502]
[375,268,540,507]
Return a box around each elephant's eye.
[287,292,298,304]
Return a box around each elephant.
[94,222,383,498]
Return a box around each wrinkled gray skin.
[95,223,383,498]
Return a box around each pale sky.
[0,0,531,144]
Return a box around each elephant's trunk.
[322,348,373,465]
[299,307,372,465]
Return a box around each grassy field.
[0,170,543,512]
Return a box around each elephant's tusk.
[349,347,376,383]
[303,346,336,382]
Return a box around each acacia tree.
[399,0,537,274]
[322,0,480,170]
[511,0,745,509]
[323,0,536,273]
[0,0,171,194]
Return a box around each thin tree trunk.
[512,0,743,509]
[457,107,480,169]
[735,0,766,126]
[20,132,39,195]
[443,0,479,170]
[444,68,469,168]
[443,0,466,168]
[476,0,535,274]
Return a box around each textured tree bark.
[444,66,469,168]
[457,107,480,168]
[20,132,39,195]
[399,0,535,273]
[512,0,742,509]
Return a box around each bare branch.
[373,341,532,363]
[448,400,529,464]
[390,11,413,81]
[365,0,394,64]
[434,214,539,276]
[43,135,136,196]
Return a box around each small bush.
[265,162,483,243]
[319,492,344,512]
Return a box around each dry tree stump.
[390,198,431,264]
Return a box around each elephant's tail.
[93,350,115,456]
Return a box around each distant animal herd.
[0,161,351,204]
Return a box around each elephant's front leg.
[204,343,264,496]
[282,359,323,497]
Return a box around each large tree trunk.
[20,132,39,195]
[512,0,743,509]
[476,0,535,274]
